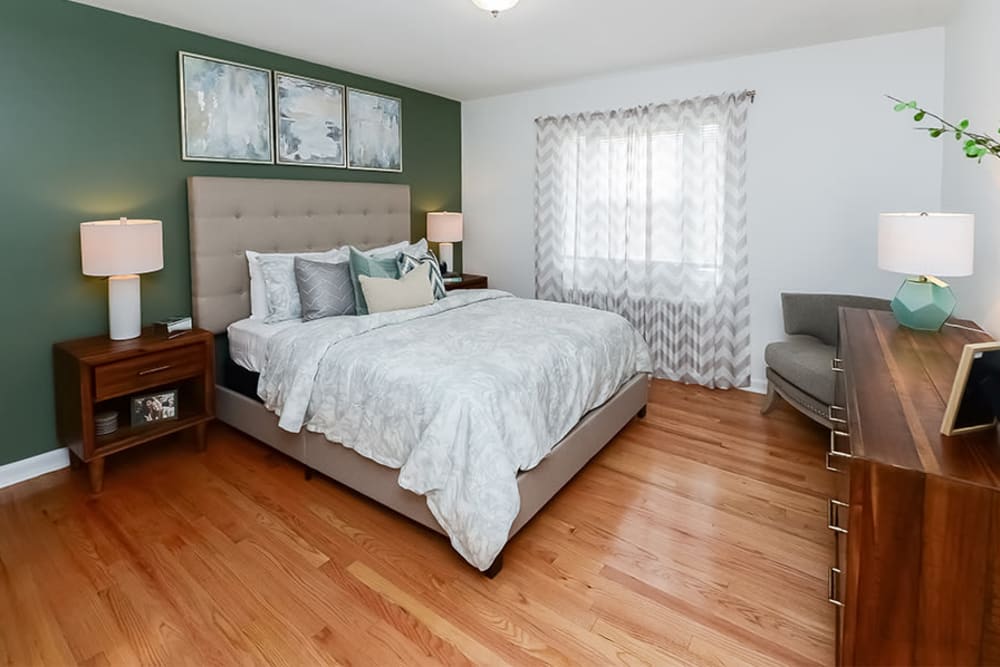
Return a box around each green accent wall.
[0,0,462,466]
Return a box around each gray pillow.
[294,257,356,320]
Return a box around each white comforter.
[258,290,651,570]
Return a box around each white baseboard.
[741,378,768,395]
[0,448,70,490]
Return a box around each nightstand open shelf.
[91,374,211,456]
[94,412,211,456]
[53,328,215,492]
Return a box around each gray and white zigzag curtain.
[534,91,751,388]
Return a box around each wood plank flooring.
[0,380,834,666]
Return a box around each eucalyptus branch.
[887,94,1000,162]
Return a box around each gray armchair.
[761,293,890,428]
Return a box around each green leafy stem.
[889,95,1000,162]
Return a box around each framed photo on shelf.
[131,389,179,427]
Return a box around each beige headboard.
[188,176,411,333]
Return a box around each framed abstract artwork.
[179,52,274,164]
[275,72,346,168]
[347,88,402,172]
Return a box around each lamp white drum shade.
[426,212,463,243]
[80,218,163,340]
[80,218,163,276]
[878,213,974,277]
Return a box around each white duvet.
[258,290,651,570]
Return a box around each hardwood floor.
[0,380,834,666]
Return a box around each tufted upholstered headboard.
[188,176,411,333]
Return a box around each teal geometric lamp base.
[890,276,957,332]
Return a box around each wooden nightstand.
[53,328,215,492]
[444,274,488,291]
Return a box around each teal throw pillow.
[349,247,400,315]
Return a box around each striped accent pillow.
[397,249,446,300]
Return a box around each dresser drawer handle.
[832,358,845,373]
[825,451,845,473]
[828,499,849,534]
[138,365,173,376]
[829,430,851,459]
[828,405,847,424]
[828,567,844,607]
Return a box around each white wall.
[462,29,946,388]
[942,0,1000,334]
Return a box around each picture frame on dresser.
[941,341,1000,436]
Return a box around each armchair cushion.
[764,336,836,405]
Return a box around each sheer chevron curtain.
[534,91,752,388]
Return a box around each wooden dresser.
[832,308,1000,665]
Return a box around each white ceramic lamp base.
[108,274,142,340]
[439,242,455,275]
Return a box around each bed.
[188,176,650,575]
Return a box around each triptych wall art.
[179,52,402,172]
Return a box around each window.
[535,92,752,388]
[560,123,722,272]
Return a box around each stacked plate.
[95,411,119,436]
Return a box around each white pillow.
[246,247,346,319]
[359,262,435,314]
[367,238,428,258]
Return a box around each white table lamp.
[877,212,974,331]
[427,212,463,275]
[81,218,163,340]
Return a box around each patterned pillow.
[348,247,400,315]
[258,255,305,323]
[294,257,356,321]
[246,247,345,319]
[397,248,446,300]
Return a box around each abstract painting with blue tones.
[180,52,273,164]
[275,73,345,168]
[347,89,402,172]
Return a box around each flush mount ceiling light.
[472,0,520,18]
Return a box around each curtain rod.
[534,89,757,123]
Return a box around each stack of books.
[153,316,192,336]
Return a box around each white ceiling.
[71,0,959,100]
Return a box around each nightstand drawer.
[94,345,206,401]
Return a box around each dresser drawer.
[93,344,206,401]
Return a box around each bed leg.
[304,466,314,481]
[637,405,647,419]
[484,554,504,579]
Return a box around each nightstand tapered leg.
[195,422,208,452]
[88,458,105,494]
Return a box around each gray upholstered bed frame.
[187,176,649,575]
